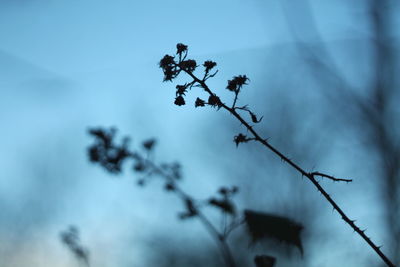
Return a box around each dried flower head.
[226,75,249,92]
[176,43,188,55]
[174,95,185,106]
[208,94,221,107]
[195,97,205,107]
[180,59,197,72]
[203,60,217,73]
[142,139,156,151]
[88,128,130,173]
[159,55,178,81]
[176,84,187,96]
[233,133,249,147]
[209,198,236,215]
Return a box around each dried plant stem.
[197,213,237,267]
[142,157,237,267]
[183,70,395,267]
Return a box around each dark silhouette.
[87,127,307,266]
[60,226,90,267]
[83,35,397,265]
[158,43,395,266]
[245,210,303,255]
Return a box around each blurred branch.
[282,0,400,264]
[144,157,237,267]
[87,128,307,266]
[310,172,352,183]
[88,129,239,267]
[60,226,90,267]
[281,0,370,111]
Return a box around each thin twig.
[310,172,353,183]
[223,217,246,241]
[139,156,237,267]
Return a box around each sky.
[0,1,397,267]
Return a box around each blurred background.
[0,0,399,266]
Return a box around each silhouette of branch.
[222,216,245,241]
[310,172,352,183]
[88,127,308,265]
[87,128,238,267]
[141,157,237,267]
[159,44,395,267]
[60,226,90,267]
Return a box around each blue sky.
[0,1,282,266]
[0,1,397,266]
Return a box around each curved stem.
[197,213,237,267]
[143,158,237,267]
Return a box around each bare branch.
[159,45,395,267]
[310,172,353,183]
[87,128,238,267]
